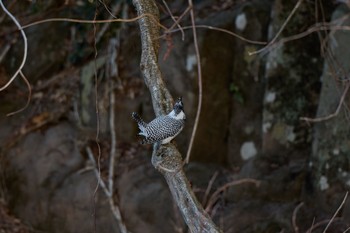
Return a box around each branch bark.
[133,0,172,116]
[132,0,222,232]
[152,145,222,233]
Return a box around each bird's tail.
[132,112,147,129]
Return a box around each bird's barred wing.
[141,116,184,144]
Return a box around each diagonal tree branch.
[152,145,222,233]
[133,0,172,116]
[132,0,222,232]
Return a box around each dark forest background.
[0,0,350,232]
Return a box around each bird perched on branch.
[132,97,186,145]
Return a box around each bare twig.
[34,67,76,91]
[202,171,218,206]
[108,70,117,195]
[0,0,28,92]
[322,191,348,233]
[86,146,128,233]
[96,2,122,43]
[92,9,101,233]
[98,0,118,19]
[166,5,191,35]
[6,71,31,116]
[249,0,303,55]
[21,14,168,31]
[306,218,342,233]
[314,0,329,57]
[107,61,129,233]
[86,147,110,196]
[0,41,12,63]
[307,218,316,233]
[185,0,202,164]
[292,202,304,233]
[107,35,120,197]
[205,178,260,212]
[162,5,190,60]
[0,0,16,25]
[165,25,267,45]
[305,192,348,233]
[249,19,350,55]
[300,82,350,123]
[109,202,128,233]
[162,0,185,41]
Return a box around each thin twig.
[202,171,218,206]
[98,0,118,19]
[162,0,185,41]
[205,178,260,212]
[109,201,128,233]
[108,79,117,196]
[6,71,31,116]
[91,8,100,233]
[314,0,328,57]
[107,35,120,196]
[102,14,128,233]
[306,218,342,233]
[86,145,128,233]
[322,191,348,233]
[185,0,202,164]
[0,0,28,91]
[0,42,11,63]
[161,5,190,60]
[34,67,76,91]
[166,6,191,33]
[87,145,129,233]
[292,202,304,233]
[0,0,16,24]
[96,2,122,43]
[87,128,128,233]
[251,20,350,55]
[86,147,111,196]
[21,14,168,30]
[307,218,316,233]
[249,0,304,55]
[300,82,350,123]
[165,25,266,45]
